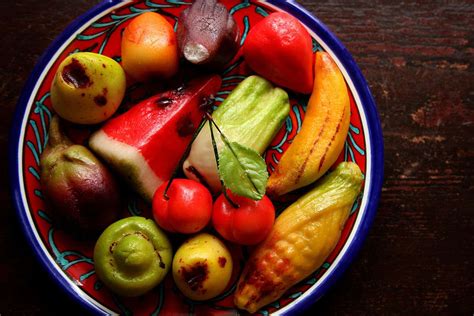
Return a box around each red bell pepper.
[212,191,275,245]
[243,12,314,94]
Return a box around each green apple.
[93,217,173,297]
[51,52,126,124]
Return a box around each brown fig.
[177,0,240,69]
[40,116,121,236]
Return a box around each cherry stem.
[207,115,239,208]
[163,117,207,200]
[205,113,232,146]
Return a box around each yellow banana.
[267,52,350,196]
[234,162,363,313]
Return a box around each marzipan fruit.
[183,75,290,193]
[267,52,350,196]
[177,0,240,69]
[234,162,363,313]
[40,116,121,235]
[89,75,222,201]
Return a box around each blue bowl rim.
[8,0,384,315]
[267,1,384,315]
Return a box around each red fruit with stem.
[212,191,275,245]
[153,179,213,234]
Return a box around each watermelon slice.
[89,75,222,201]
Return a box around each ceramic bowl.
[9,0,383,314]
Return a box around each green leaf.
[218,141,268,200]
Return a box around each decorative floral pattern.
[20,0,367,314]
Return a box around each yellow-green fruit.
[51,52,126,124]
[235,162,363,313]
[172,233,232,301]
[267,52,350,196]
[93,217,172,297]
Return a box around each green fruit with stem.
[93,216,172,297]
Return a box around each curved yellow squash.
[267,52,350,196]
[234,162,363,313]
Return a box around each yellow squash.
[234,162,363,313]
[267,52,350,196]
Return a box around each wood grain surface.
[1,0,472,315]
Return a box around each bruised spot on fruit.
[81,93,85,97]
[102,63,106,68]
[239,258,280,306]
[62,58,92,88]
[176,114,195,137]
[218,256,227,268]
[109,241,117,254]
[94,88,108,106]
[156,96,174,107]
[180,262,208,292]
[94,95,107,106]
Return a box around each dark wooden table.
[1,0,472,315]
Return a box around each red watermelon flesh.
[89,75,222,201]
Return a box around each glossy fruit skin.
[40,116,120,235]
[94,217,172,297]
[152,179,213,234]
[122,12,179,81]
[235,162,363,313]
[89,75,222,201]
[212,192,275,245]
[243,12,314,94]
[50,52,126,124]
[183,75,289,193]
[172,233,232,301]
[267,52,350,196]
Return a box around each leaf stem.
[208,118,239,208]
[206,113,260,194]
[163,117,207,200]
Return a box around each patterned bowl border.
[9,0,383,314]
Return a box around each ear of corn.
[234,162,363,313]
